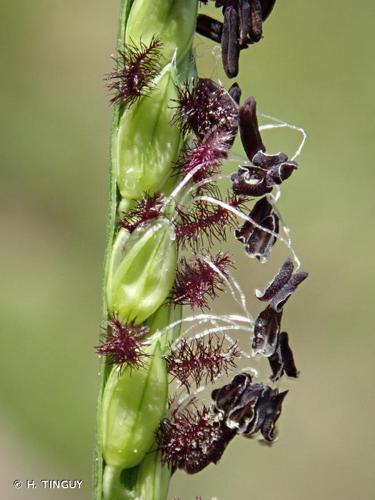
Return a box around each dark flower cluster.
[174,78,239,196]
[231,95,298,198]
[165,334,240,390]
[229,93,298,261]
[105,37,162,106]
[102,7,307,478]
[174,80,297,264]
[253,258,308,380]
[158,371,287,473]
[157,72,308,473]
[95,316,149,368]
[197,1,278,77]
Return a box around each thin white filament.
[181,317,236,339]
[148,313,251,344]
[199,254,254,322]
[167,162,206,201]
[172,324,253,360]
[259,113,307,161]
[266,194,302,270]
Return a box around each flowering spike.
[120,193,164,233]
[105,37,162,106]
[165,334,240,390]
[170,253,234,309]
[176,194,247,249]
[157,402,236,474]
[175,78,239,139]
[95,316,149,368]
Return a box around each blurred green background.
[1,0,374,499]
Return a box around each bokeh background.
[1,0,374,499]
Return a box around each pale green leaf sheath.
[95,0,198,499]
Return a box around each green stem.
[94,1,197,498]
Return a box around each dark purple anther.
[232,164,271,197]
[235,196,279,261]
[238,0,251,46]
[232,151,298,196]
[253,389,287,442]
[248,0,263,43]
[212,372,288,442]
[254,151,298,186]
[222,2,240,78]
[253,305,282,355]
[199,1,278,76]
[256,257,308,312]
[260,0,277,20]
[196,14,223,44]
[228,82,242,104]
[233,96,297,195]
[239,96,265,160]
[252,258,308,377]
[212,372,252,415]
[256,257,294,301]
[270,271,309,311]
[269,331,299,381]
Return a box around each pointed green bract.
[134,450,171,500]
[102,342,168,469]
[114,61,182,202]
[107,219,177,324]
[125,0,198,65]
